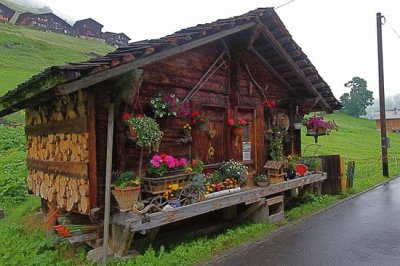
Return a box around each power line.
[275,0,296,9]
[384,16,400,40]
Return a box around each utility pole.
[376,12,389,177]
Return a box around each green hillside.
[302,112,400,190]
[0,0,51,14]
[0,23,113,96]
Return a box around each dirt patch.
[21,211,45,233]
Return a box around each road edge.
[206,175,399,265]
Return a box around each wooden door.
[191,103,227,165]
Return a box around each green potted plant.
[254,173,270,187]
[112,171,141,211]
[219,159,248,186]
[228,117,247,136]
[122,114,163,152]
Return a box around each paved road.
[213,178,400,266]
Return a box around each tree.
[340,77,374,117]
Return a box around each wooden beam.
[56,22,257,96]
[256,20,333,113]
[87,92,97,209]
[27,158,88,179]
[25,116,87,135]
[112,174,327,231]
[249,47,296,94]
[102,102,114,264]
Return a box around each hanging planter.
[232,127,244,137]
[293,105,303,130]
[191,111,209,131]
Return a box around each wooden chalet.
[73,18,103,39]
[103,32,131,47]
[0,8,341,257]
[0,3,15,23]
[372,108,400,132]
[15,12,73,34]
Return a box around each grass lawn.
[0,23,113,96]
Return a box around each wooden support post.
[249,201,269,223]
[222,205,237,221]
[116,225,135,257]
[102,103,114,264]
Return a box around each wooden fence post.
[346,161,355,189]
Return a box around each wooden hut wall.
[112,40,299,179]
[25,90,91,214]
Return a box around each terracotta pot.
[129,125,137,137]
[232,127,244,136]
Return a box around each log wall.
[25,90,91,213]
[113,41,299,178]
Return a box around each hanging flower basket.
[112,186,141,212]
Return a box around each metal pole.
[103,102,115,264]
[376,13,389,177]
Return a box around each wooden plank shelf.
[25,116,88,135]
[112,173,326,232]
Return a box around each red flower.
[199,117,205,123]
[191,159,197,166]
[192,119,196,124]
[228,118,234,126]
[122,113,130,120]
[160,153,167,162]
[267,101,276,107]
[262,100,267,106]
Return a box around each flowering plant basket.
[228,117,247,128]
[147,153,188,177]
[303,116,337,135]
[150,93,190,118]
[191,111,209,131]
[122,114,163,152]
[111,171,141,211]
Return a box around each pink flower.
[179,158,187,166]
[165,155,175,168]
[228,118,234,126]
[150,155,162,168]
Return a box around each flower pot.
[255,180,270,187]
[198,122,208,132]
[168,198,181,208]
[293,122,302,130]
[306,128,317,135]
[317,127,328,135]
[232,127,244,137]
[112,186,141,212]
[128,125,137,137]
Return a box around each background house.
[103,32,130,47]
[0,2,15,23]
[73,18,103,39]
[15,12,72,34]
[372,108,400,132]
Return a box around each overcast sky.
[23,0,400,100]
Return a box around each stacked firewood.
[27,170,90,213]
[26,133,89,162]
[25,91,87,126]
[25,91,90,213]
